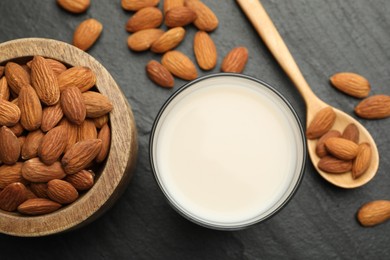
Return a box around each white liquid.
[153,76,304,228]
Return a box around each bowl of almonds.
[0,38,137,237]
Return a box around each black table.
[0,0,389,259]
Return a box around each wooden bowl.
[0,38,138,236]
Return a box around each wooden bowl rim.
[0,38,138,237]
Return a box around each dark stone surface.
[0,0,389,259]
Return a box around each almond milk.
[151,75,305,229]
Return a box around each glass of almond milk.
[150,74,306,230]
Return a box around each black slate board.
[0,0,389,259]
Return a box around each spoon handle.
[236,0,321,109]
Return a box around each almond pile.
[0,56,112,216]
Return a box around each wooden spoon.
[237,0,379,188]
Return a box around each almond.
[127,28,164,52]
[60,86,86,125]
[194,31,217,70]
[41,102,64,132]
[164,0,184,14]
[93,114,109,129]
[357,200,390,227]
[47,179,78,204]
[11,98,18,105]
[0,77,10,100]
[17,198,61,215]
[354,95,390,119]
[165,6,197,27]
[185,0,218,32]
[341,123,359,143]
[38,125,68,165]
[82,91,113,118]
[0,163,24,189]
[58,66,97,92]
[62,139,102,174]
[161,50,198,80]
[73,18,103,51]
[22,129,45,160]
[57,0,90,13]
[65,169,95,191]
[330,72,370,98]
[221,46,248,73]
[146,60,175,88]
[315,130,341,158]
[59,118,79,152]
[324,137,359,160]
[45,58,67,76]
[352,143,371,179]
[0,99,21,126]
[318,156,352,174]
[30,56,60,106]
[306,107,336,139]
[9,122,24,137]
[22,158,66,182]
[29,183,48,198]
[126,7,163,32]
[0,182,27,211]
[25,187,38,199]
[96,124,111,163]
[18,136,26,150]
[77,119,97,142]
[121,0,159,11]
[18,84,42,131]
[0,126,20,165]
[151,27,186,53]
[0,66,4,77]
[5,62,30,95]
[22,64,31,76]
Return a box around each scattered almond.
[146,60,175,88]
[185,0,218,32]
[126,7,163,32]
[330,72,370,98]
[127,28,164,52]
[164,0,184,14]
[354,95,390,119]
[194,31,217,70]
[357,200,390,227]
[161,50,198,80]
[352,143,371,179]
[318,156,352,174]
[221,46,248,73]
[315,130,341,158]
[306,107,336,139]
[17,198,61,215]
[151,27,186,53]
[73,18,103,51]
[121,0,160,11]
[165,6,197,27]
[57,0,90,13]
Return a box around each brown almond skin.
[60,86,86,125]
[38,125,68,165]
[352,143,372,179]
[5,62,31,95]
[0,182,27,212]
[357,200,390,227]
[315,130,341,158]
[45,58,67,76]
[59,118,79,152]
[164,0,184,14]
[194,31,217,70]
[17,198,61,215]
[161,50,198,80]
[221,46,248,73]
[0,77,10,100]
[58,66,97,92]
[62,139,102,174]
[77,119,97,142]
[18,136,26,150]
[82,91,113,118]
[47,179,79,204]
[0,163,24,189]
[165,6,197,27]
[0,66,4,77]
[18,84,43,131]
[22,158,66,183]
[127,29,164,52]
[121,0,159,11]
[30,183,49,198]
[306,107,336,139]
[30,56,60,106]
[41,103,64,132]
[146,60,175,88]
[73,18,103,51]
[9,122,24,137]
[93,114,109,129]
[25,187,38,199]
[341,123,359,144]
[185,0,218,32]
[318,156,352,174]
[330,72,370,98]
[354,95,390,119]
[96,124,111,163]
[151,27,186,53]
[22,129,45,160]
[57,0,90,14]
[65,170,95,191]
[126,7,163,32]
[324,137,359,160]
[0,126,21,165]
[0,99,21,126]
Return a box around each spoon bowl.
[237,0,379,188]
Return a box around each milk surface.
[153,76,304,227]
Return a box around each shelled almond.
[0,56,112,216]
